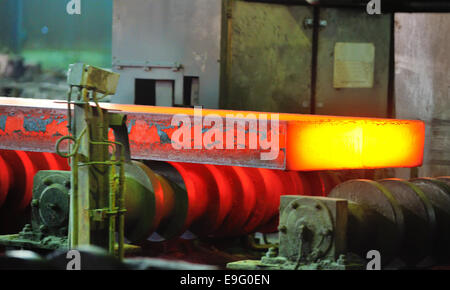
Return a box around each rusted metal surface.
[0,101,67,153]
[0,97,287,169]
[118,110,286,169]
[0,97,426,171]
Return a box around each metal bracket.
[89,208,127,222]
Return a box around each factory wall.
[0,0,112,69]
[112,0,222,108]
[395,13,450,177]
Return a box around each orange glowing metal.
[102,103,425,170]
[0,97,425,171]
[286,118,425,171]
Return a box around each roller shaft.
[0,149,343,241]
[123,162,344,242]
[329,177,450,265]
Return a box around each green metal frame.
[56,63,126,260]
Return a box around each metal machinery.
[0,0,450,270]
[228,177,450,269]
[1,63,448,270]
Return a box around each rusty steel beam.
[0,97,425,171]
[0,98,286,169]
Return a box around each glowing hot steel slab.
[285,117,425,171]
[0,97,424,171]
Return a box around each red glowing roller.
[0,150,37,211]
[0,154,13,207]
[250,170,339,233]
[0,150,69,212]
[214,166,257,236]
[169,163,231,236]
[0,149,346,240]
[162,163,336,237]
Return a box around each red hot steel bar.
[0,97,425,171]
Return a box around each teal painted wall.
[0,0,112,69]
